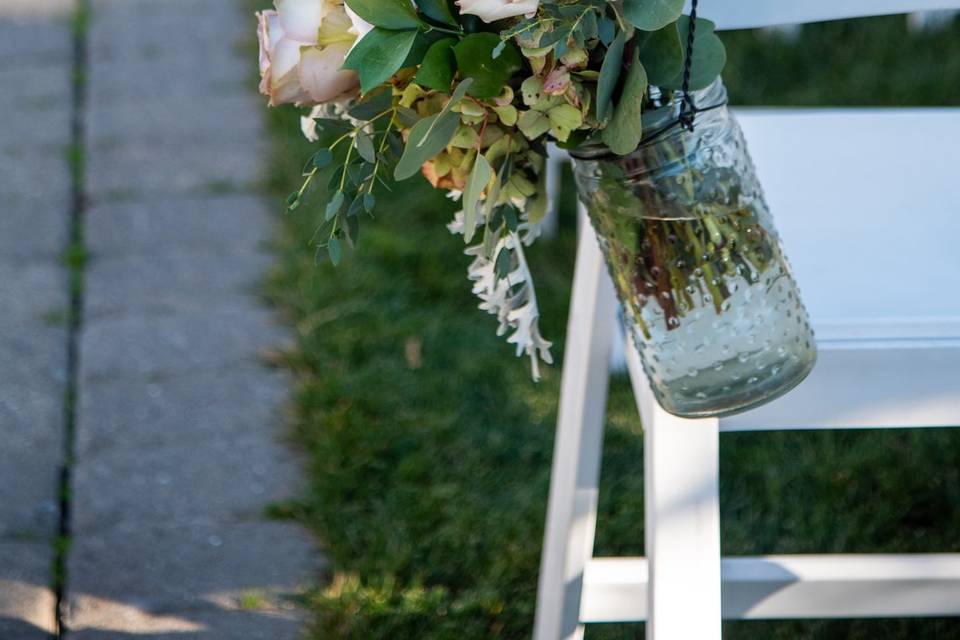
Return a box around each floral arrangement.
[256,0,726,379]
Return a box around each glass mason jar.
[571,79,816,418]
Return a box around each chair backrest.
[694,0,960,29]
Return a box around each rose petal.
[456,0,539,23]
[270,36,303,80]
[276,0,324,43]
[297,42,359,103]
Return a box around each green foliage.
[415,38,458,91]
[622,0,685,32]
[661,17,726,91]
[462,154,491,243]
[636,24,684,87]
[260,11,960,640]
[453,33,522,99]
[595,30,625,122]
[344,0,421,30]
[343,27,419,94]
[349,86,394,121]
[601,49,647,155]
[394,112,461,180]
[417,0,458,27]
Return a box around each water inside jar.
[592,206,816,417]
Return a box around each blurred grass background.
[259,13,960,639]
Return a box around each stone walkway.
[1,0,321,637]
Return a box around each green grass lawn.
[260,14,960,639]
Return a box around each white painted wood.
[724,554,960,619]
[622,335,722,640]
[642,398,722,639]
[735,110,960,335]
[721,345,960,431]
[908,9,959,30]
[692,0,960,30]
[722,109,960,431]
[533,206,618,640]
[580,554,960,622]
[537,108,960,636]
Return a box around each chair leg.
[623,339,723,640]
[534,209,617,640]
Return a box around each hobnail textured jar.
[571,79,816,418]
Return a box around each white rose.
[256,0,360,107]
[455,0,539,23]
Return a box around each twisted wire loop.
[678,0,699,131]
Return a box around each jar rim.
[569,77,728,160]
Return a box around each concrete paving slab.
[67,0,319,636]
[0,264,66,540]
[0,441,61,540]
[0,6,71,633]
[67,520,320,639]
[85,195,272,258]
[79,306,286,381]
[84,251,270,319]
[86,140,266,201]
[2,149,71,207]
[87,54,251,105]
[0,66,71,150]
[0,542,57,638]
[0,197,69,261]
[76,366,288,457]
[87,93,262,148]
[0,17,71,68]
[72,433,305,532]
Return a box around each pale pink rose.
[256,0,360,107]
[456,0,538,22]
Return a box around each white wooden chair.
[534,2,960,639]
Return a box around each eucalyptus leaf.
[454,33,521,99]
[597,16,615,45]
[348,86,394,121]
[494,246,512,280]
[502,206,518,232]
[343,27,418,94]
[325,192,344,221]
[415,38,457,91]
[622,0,684,31]
[328,236,342,266]
[354,133,376,163]
[463,154,491,243]
[286,192,300,211]
[601,49,647,155]
[596,30,625,122]
[637,24,684,86]
[347,195,364,217]
[395,106,421,127]
[434,77,474,121]
[344,0,420,30]
[346,213,360,245]
[661,17,726,91]
[394,111,460,180]
[312,148,333,169]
